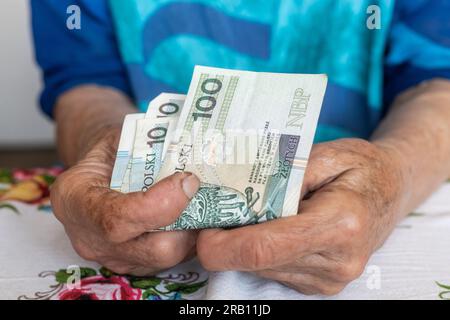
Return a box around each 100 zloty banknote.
[156,66,327,230]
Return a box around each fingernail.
[182,173,200,199]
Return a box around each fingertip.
[165,230,199,264]
[181,173,200,199]
[196,228,227,271]
[197,228,223,248]
[156,172,200,200]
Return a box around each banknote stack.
[110,66,327,230]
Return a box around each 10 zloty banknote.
[129,94,186,192]
[110,94,185,193]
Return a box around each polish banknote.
[110,113,144,192]
[110,94,186,193]
[128,93,186,192]
[111,66,327,231]
[156,66,327,230]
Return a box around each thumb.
[100,172,200,242]
[300,142,350,199]
[139,172,201,227]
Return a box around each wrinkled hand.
[50,127,200,276]
[197,138,406,295]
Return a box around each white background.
[0,0,54,148]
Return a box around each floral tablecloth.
[0,167,449,300]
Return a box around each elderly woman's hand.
[50,126,201,276]
[196,138,407,295]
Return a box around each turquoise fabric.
[108,0,394,142]
[32,1,450,143]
